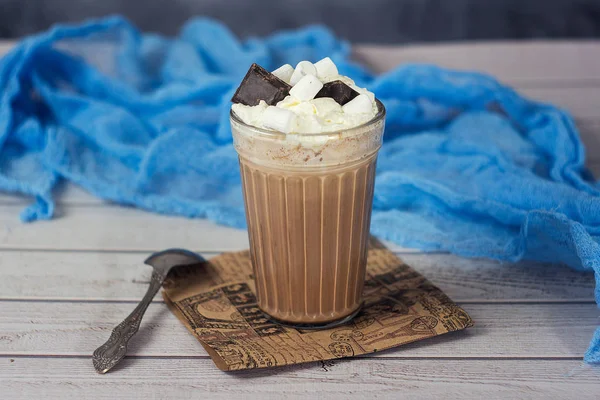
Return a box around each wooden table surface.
[1,40,599,399]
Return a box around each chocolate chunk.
[231,63,292,106]
[315,80,359,105]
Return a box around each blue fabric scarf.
[1,16,599,362]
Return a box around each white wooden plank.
[3,40,600,81]
[589,162,600,177]
[399,254,594,303]
[0,251,593,302]
[2,357,599,400]
[0,41,12,57]
[0,191,42,205]
[0,204,250,252]
[4,40,599,82]
[354,41,600,81]
[0,205,416,253]
[517,86,600,120]
[0,184,103,206]
[0,302,596,358]
[578,120,600,163]
[359,43,600,120]
[0,250,211,301]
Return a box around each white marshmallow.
[289,74,323,102]
[232,101,268,126]
[276,95,301,109]
[283,101,316,116]
[310,97,342,117]
[290,61,317,85]
[314,57,338,79]
[272,64,294,84]
[262,106,296,133]
[342,94,373,115]
[295,114,324,133]
[232,59,378,134]
[350,84,375,104]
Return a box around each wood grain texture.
[1,301,596,358]
[0,204,414,253]
[0,184,104,206]
[399,254,594,303]
[517,86,600,119]
[579,120,600,164]
[0,251,593,302]
[0,40,599,398]
[0,204,251,252]
[2,357,599,400]
[589,163,600,178]
[354,41,600,81]
[3,40,598,82]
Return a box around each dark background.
[1,0,600,43]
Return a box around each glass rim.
[230,98,386,138]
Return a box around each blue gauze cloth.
[1,16,599,362]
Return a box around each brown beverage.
[231,101,385,326]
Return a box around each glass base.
[261,304,363,331]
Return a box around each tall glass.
[231,100,385,328]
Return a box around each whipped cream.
[232,58,378,134]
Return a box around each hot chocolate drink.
[231,58,385,326]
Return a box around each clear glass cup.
[230,100,385,328]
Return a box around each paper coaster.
[163,238,473,371]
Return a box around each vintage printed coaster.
[163,238,473,371]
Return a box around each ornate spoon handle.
[92,270,165,374]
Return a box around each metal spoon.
[92,248,205,374]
